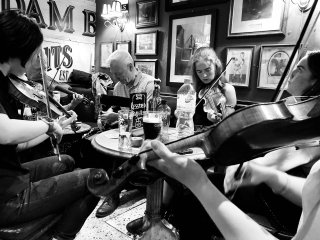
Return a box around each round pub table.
[90,127,207,239]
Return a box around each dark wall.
[95,0,320,103]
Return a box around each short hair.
[107,50,134,68]
[0,10,43,66]
[191,47,223,92]
[307,50,320,80]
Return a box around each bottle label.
[176,94,196,113]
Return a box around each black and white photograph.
[136,0,159,28]
[225,46,254,87]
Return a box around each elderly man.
[96,50,155,218]
[101,50,155,126]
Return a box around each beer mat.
[102,129,119,139]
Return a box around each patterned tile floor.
[75,194,146,240]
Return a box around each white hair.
[107,50,133,67]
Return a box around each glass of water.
[118,109,134,151]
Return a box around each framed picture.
[166,10,216,86]
[116,41,131,54]
[136,0,159,28]
[258,44,295,89]
[100,42,113,68]
[225,46,254,87]
[165,0,226,11]
[228,0,288,37]
[134,59,158,78]
[135,30,158,56]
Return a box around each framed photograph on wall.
[165,0,226,11]
[116,41,131,54]
[225,46,254,87]
[166,10,216,86]
[100,42,113,68]
[258,44,295,89]
[136,0,159,28]
[135,30,158,56]
[228,0,288,37]
[134,59,158,78]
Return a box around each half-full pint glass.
[142,111,162,140]
[118,109,134,150]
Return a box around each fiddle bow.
[39,53,62,161]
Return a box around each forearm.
[265,170,304,207]
[0,117,49,144]
[191,180,277,240]
[16,134,49,151]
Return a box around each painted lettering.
[47,0,74,33]
[26,0,47,28]
[82,9,95,36]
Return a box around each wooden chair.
[0,214,61,240]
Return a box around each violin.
[8,74,80,132]
[88,95,320,197]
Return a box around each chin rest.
[0,214,61,240]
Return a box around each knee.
[60,154,76,171]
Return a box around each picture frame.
[165,0,226,12]
[258,44,295,90]
[100,42,113,68]
[115,41,131,54]
[135,30,158,56]
[225,46,254,87]
[166,10,216,87]
[134,59,158,78]
[136,0,159,28]
[228,0,288,37]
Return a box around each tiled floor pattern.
[75,194,146,240]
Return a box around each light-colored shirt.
[292,159,320,239]
[113,71,155,102]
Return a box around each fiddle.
[8,74,80,132]
[88,95,320,197]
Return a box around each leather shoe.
[96,194,120,218]
[126,216,146,235]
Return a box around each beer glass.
[142,111,162,140]
[118,109,134,150]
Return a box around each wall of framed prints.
[95,0,320,103]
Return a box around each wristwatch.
[40,117,55,135]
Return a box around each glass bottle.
[148,79,162,111]
[174,79,196,137]
[157,99,171,142]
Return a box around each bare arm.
[224,83,237,116]
[141,140,278,240]
[0,113,49,144]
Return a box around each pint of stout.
[143,111,162,140]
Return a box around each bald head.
[108,50,136,86]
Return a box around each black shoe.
[95,194,120,218]
[120,189,145,205]
[126,216,146,235]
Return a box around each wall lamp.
[291,0,315,11]
[101,0,129,32]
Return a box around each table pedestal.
[137,178,179,240]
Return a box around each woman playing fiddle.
[191,47,237,125]
[0,11,102,240]
[25,48,84,111]
[223,50,320,236]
